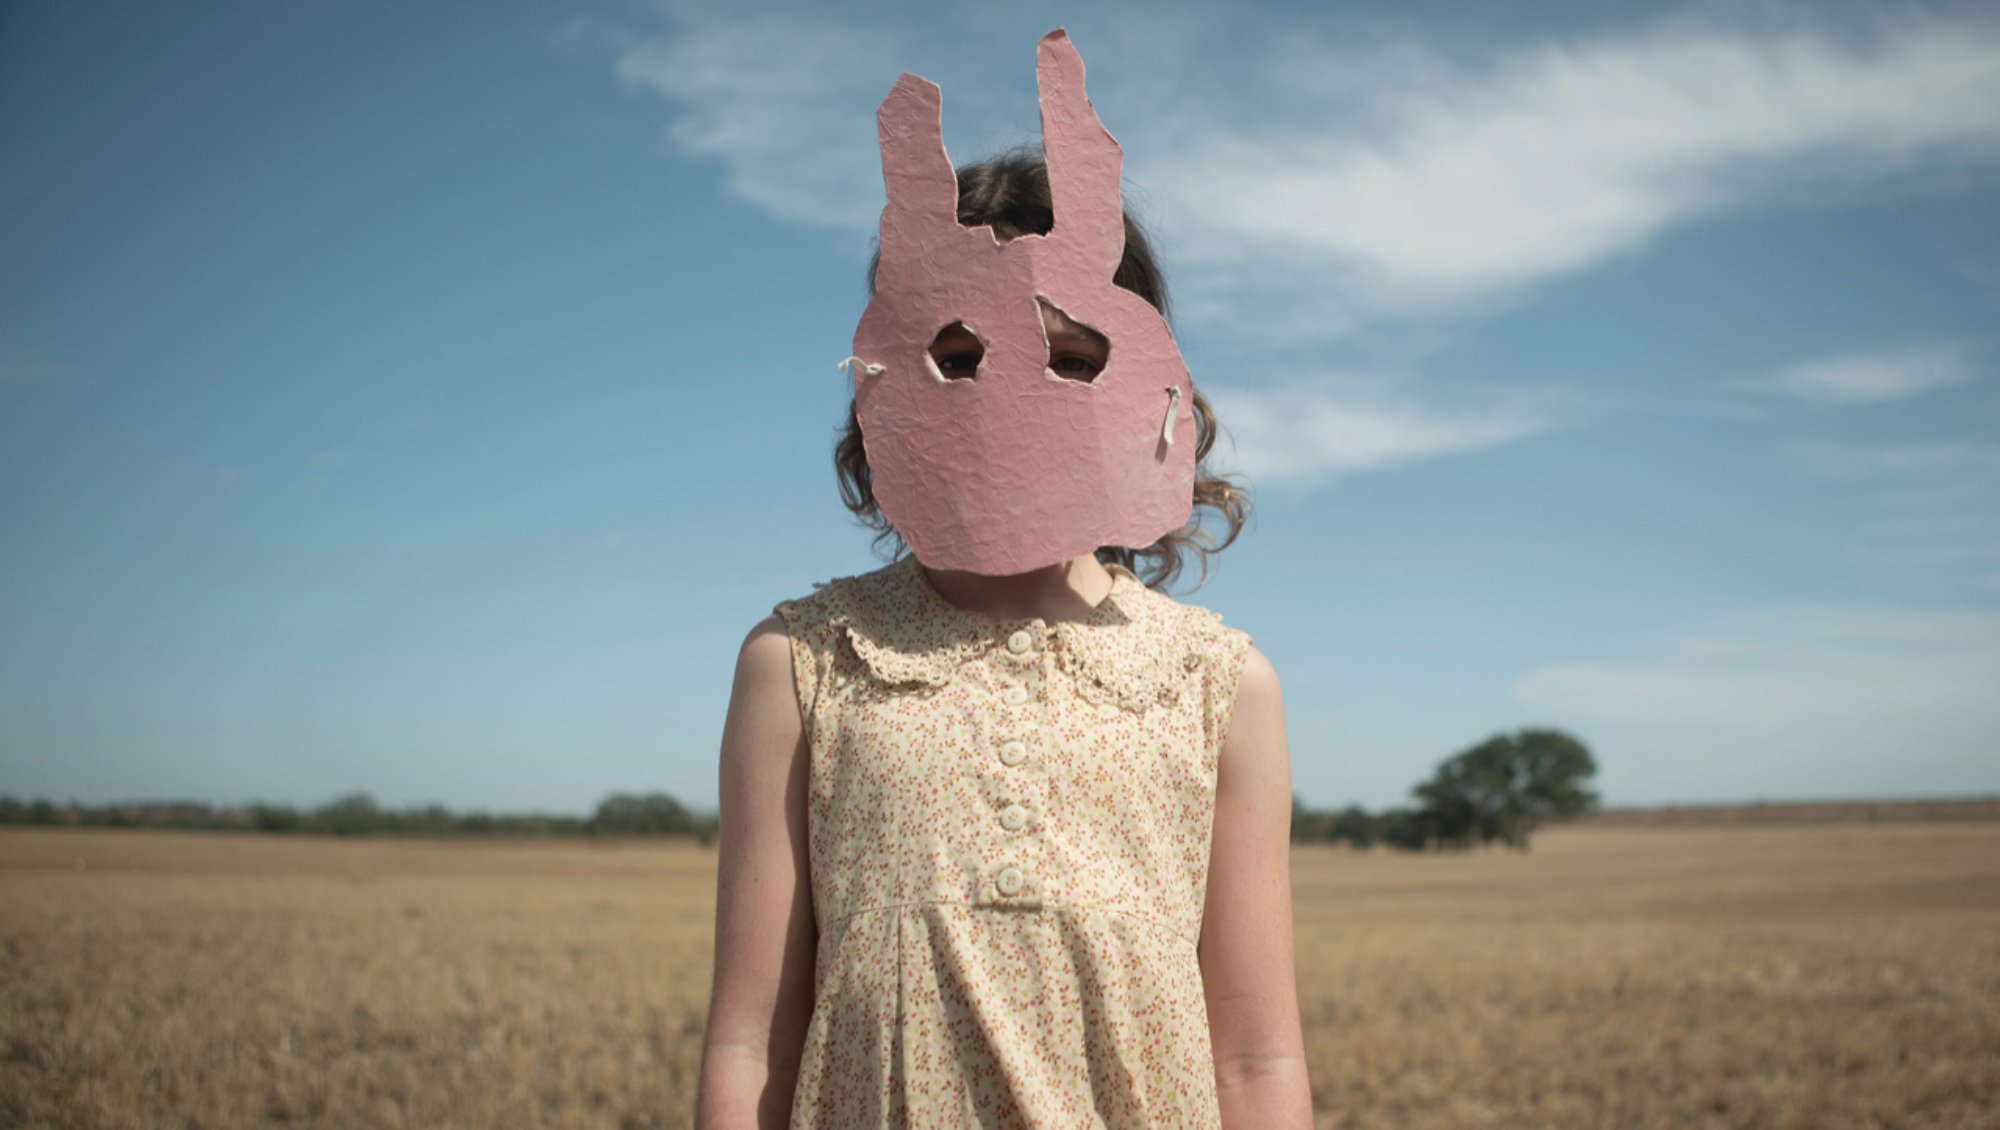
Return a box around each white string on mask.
[838,356,885,377]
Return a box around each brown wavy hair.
[835,147,1251,592]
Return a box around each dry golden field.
[2,822,1996,1129]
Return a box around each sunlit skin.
[929,301,1111,382]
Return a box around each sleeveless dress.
[772,553,1253,1128]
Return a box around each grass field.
[2,822,1995,1128]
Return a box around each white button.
[1006,629,1034,654]
[996,866,1024,895]
[1002,684,1028,705]
[998,741,1027,767]
[1000,804,1029,831]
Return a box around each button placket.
[996,620,1046,704]
[989,622,1047,904]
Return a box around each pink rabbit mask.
[842,28,1196,577]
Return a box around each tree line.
[1291,728,1600,851]
[2,727,1599,852]
[0,790,720,845]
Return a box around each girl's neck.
[918,554,1116,624]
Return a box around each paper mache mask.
[840,28,1196,577]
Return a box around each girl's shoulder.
[1083,570,1254,717]
[771,556,959,684]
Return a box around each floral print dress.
[772,553,1253,1128]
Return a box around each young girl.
[696,31,1311,1129]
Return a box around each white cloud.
[1790,441,2000,589]
[1204,375,1559,483]
[1512,603,2000,798]
[559,11,903,228]
[1791,439,2000,480]
[1136,11,2000,338]
[1749,343,1975,403]
[1516,604,2000,732]
[569,8,2000,343]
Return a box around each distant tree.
[1290,793,1334,842]
[0,789,713,840]
[313,791,383,836]
[592,792,696,836]
[1329,805,1382,849]
[250,803,301,833]
[403,803,456,836]
[1409,728,1599,850]
[100,805,139,828]
[1378,806,1436,850]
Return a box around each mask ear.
[875,74,960,278]
[1036,29,1124,280]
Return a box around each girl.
[696,31,1311,1129]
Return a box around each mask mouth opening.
[1036,296,1110,385]
[925,321,985,382]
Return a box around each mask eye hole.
[926,322,984,381]
[1037,297,1109,384]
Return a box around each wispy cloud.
[1516,603,2000,732]
[567,6,2000,342]
[1794,440,2000,480]
[1512,602,2000,797]
[1137,11,2000,339]
[1742,343,1976,404]
[1204,374,1560,484]
[558,11,904,228]
[1791,440,2000,589]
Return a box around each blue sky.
[4,0,1997,815]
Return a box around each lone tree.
[1406,727,1600,850]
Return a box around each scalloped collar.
[815,554,1216,713]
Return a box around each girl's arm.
[1199,645,1316,1127]
[694,615,819,1129]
